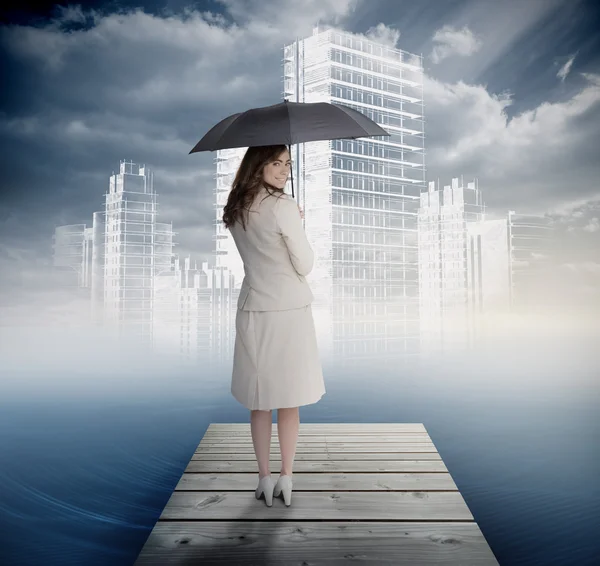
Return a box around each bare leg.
[277,407,299,476]
[250,409,272,479]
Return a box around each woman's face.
[262,150,291,189]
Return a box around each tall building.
[418,178,486,352]
[99,160,175,344]
[202,263,237,365]
[507,211,553,311]
[52,224,93,288]
[418,178,552,352]
[91,211,106,325]
[179,257,212,364]
[283,26,426,364]
[152,256,236,365]
[214,147,246,291]
[465,217,511,343]
[50,223,94,326]
[153,259,181,356]
[213,147,245,359]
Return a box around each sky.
[0,0,599,326]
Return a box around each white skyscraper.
[52,224,92,288]
[283,26,426,364]
[214,147,247,289]
[153,256,236,366]
[466,217,511,342]
[507,211,553,311]
[418,177,520,352]
[418,178,486,351]
[100,160,175,345]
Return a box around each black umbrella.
[189,99,389,198]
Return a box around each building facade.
[283,26,426,364]
[52,224,93,288]
[465,218,511,344]
[507,211,554,312]
[154,256,237,366]
[100,160,175,344]
[418,177,551,352]
[418,178,487,352]
[214,147,246,289]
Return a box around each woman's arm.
[274,195,314,276]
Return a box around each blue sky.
[1,0,599,322]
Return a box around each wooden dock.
[134,423,499,565]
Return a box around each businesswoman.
[223,144,326,507]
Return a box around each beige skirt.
[231,304,326,410]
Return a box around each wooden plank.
[200,434,432,442]
[203,432,429,438]
[175,472,457,491]
[208,422,426,427]
[197,445,438,452]
[160,491,473,521]
[208,422,426,426]
[186,460,448,473]
[196,444,437,454]
[191,452,443,461]
[133,521,500,565]
[199,441,436,446]
[207,423,427,432]
[199,441,436,447]
[198,444,437,451]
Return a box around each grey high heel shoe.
[273,474,293,506]
[255,475,275,506]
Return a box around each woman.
[223,144,326,507]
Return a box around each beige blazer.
[229,186,314,311]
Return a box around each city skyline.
[127,27,557,363]
[1,0,599,329]
[49,147,551,363]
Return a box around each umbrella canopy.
[189,100,389,197]
[189,100,389,152]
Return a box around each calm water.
[0,329,599,565]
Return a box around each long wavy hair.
[222,145,289,231]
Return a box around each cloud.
[548,194,600,219]
[364,23,400,48]
[52,3,95,26]
[582,217,600,233]
[419,0,570,89]
[557,52,577,82]
[423,71,600,216]
[430,25,482,64]
[561,261,600,276]
[215,0,358,27]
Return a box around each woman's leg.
[250,409,272,479]
[277,407,299,476]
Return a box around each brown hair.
[222,145,289,231]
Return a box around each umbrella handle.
[288,143,294,199]
[288,144,304,230]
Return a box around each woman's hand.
[297,204,304,219]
